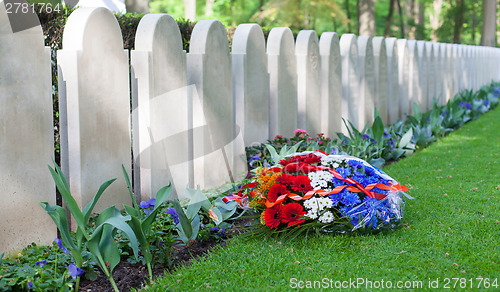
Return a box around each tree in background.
[358,0,375,35]
[481,0,496,46]
[126,0,150,14]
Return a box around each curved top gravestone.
[296,30,321,134]
[406,40,420,115]
[385,37,399,124]
[319,32,342,137]
[267,27,297,138]
[372,36,388,124]
[340,34,360,130]
[132,14,189,200]
[416,40,427,112]
[0,1,56,255]
[232,23,269,145]
[424,42,435,111]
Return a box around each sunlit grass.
[143,107,500,291]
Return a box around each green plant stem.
[147,263,153,283]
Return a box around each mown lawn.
[144,106,500,291]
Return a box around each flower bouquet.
[226,148,410,239]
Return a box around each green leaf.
[39,202,77,251]
[399,128,413,148]
[48,163,87,239]
[142,183,172,229]
[127,216,152,264]
[371,115,384,144]
[123,204,139,218]
[173,199,193,241]
[122,164,139,209]
[184,186,211,219]
[83,178,117,224]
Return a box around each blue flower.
[329,193,342,206]
[331,149,338,155]
[362,134,370,140]
[484,99,490,106]
[54,238,68,254]
[148,198,156,207]
[465,102,472,110]
[144,208,153,215]
[36,260,47,268]
[341,192,361,207]
[220,228,226,238]
[68,263,84,279]
[249,154,261,166]
[166,207,179,225]
[210,226,219,232]
[140,201,150,209]
[459,101,465,107]
[27,280,33,290]
[383,131,391,139]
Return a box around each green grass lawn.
[144,107,500,291]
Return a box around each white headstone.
[396,39,409,119]
[357,36,375,126]
[296,30,321,134]
[57,7,131,214]
[385,38,399,124]
[339,34,360,130]
[131,14,189,200]
[188,20,247,190]
[267,27,298,137]
[372,37,388,124]
[425,42,435,111]
[232,24,270,146]
[443,43,454,104]
[432,42,443,105]
[0,2,56,255]
[406,40,420,115]
[416,41,427,112]
[319,32,342,137]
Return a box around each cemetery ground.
[142,106,500,291]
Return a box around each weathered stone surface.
[267,27,297,138]
[57,7,131,214]
[416,41,427,112]
[232,24,269,146]
[296,30,321,134]
[131,14,189,200]
[319,32,342,137]
[372,36,388,124]
[188,20,247,191]
[357,36,375,126]
[396,39,409,119]
[0,2,56,255]
[406,40,420,115]
[340,34,360,131]
[425,42,435,111]
[385,38,399,124]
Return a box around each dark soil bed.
[78,218,253,292]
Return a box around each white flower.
[318,211,334,223]
[305,210,318,219]
[303,197,318,210]
[317,197,333,210]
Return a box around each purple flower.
[459,101,465,107]
[54,238,68,254]
[362,134,370,140]
[249,154,261,166]
[148,198,156,207]
[27,280,33,290]
[68,263,84,279]
[484,99,490,106]
[465,102,472,110]
[36,260,47,268]
[140,201,150,209]
[210,226,220,232]
[166,207,179,225]
[331,149,338,155]
[383,131,391,139]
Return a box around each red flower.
[284,162,317,174]
[281,202,306,227]
[264,204,282,229]
[292,175,313,193]
[267,184,288,202]
[276,173,294,186]
[301,153,321,164]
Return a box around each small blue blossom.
[331,149,338,155]
[484,99,490,106]
[249,154,261,166]
[54,238,68,254]
[383,131,391,139]
[341,192,361,207]
[210,226,219,232]
[27,280,33,290]
[465,102,472,110]
[166,207,179,225]
[148,198,156,207]
[140,201,150,209]
[36,260,47,268]
[362,134,370,140]
[68,263,84,279]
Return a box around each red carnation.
[267,184,288,202]
[281,202,306,227]
[284,162,317,174]
[276,173,294,186]
[301,153,321,164]
[264,204,283,229]
[292,175,313,193]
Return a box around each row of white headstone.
[2,5,500,255]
